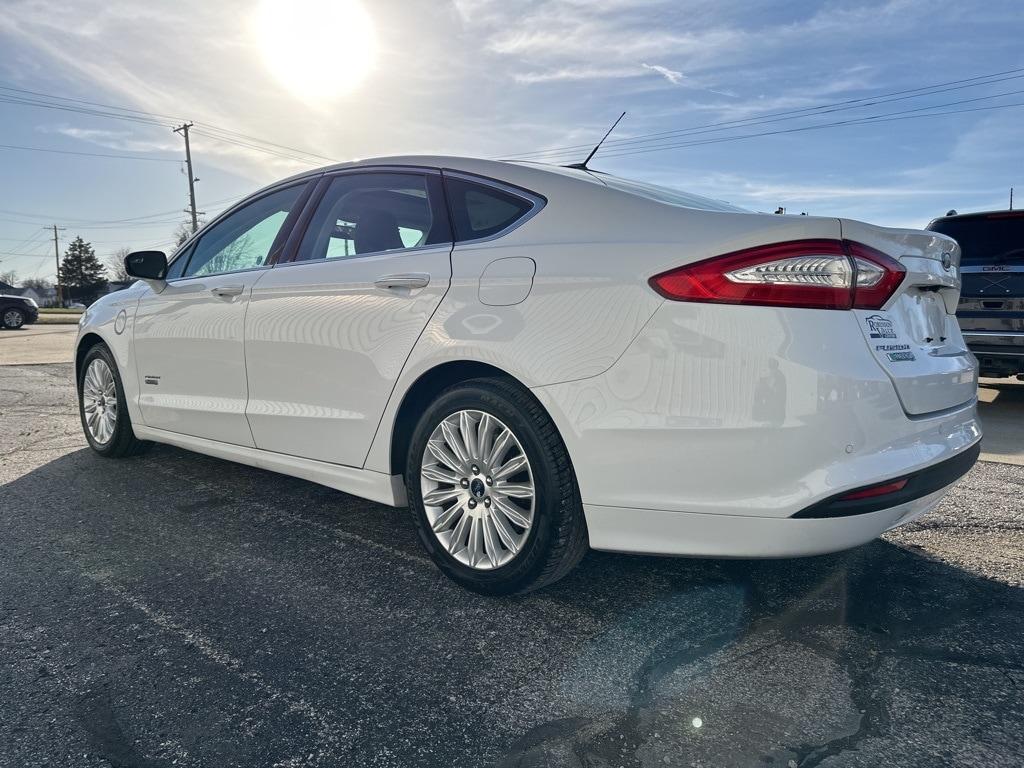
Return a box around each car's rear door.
[244,168,453,467]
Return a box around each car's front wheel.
[2,308,25,329]
[406,378,588,595]
[78,343,150,458]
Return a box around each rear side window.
[929,214,1024,266]
[444,177,536,241]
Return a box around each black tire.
[2,308,25,329]
[405,377,588,596]
[78,343,151,458]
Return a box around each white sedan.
[75,156,981,594]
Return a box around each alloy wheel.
[420,409,535,570]
[82,358,118,444]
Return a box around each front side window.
[164,243,192,280]
[183,184,305,277]
[296,172,449,262]
[444,176,536,241]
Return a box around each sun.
[252,0,378,103]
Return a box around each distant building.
[0,281,59,307]
[0,280,58,309]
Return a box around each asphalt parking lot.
[2,361,1023,767]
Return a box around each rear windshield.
[928,213,1024,265]
[596,175,749,213]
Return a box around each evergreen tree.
[59,236,107,304]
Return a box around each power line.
[502,66,1024,161]
[0,250,55,258]
[0,142,180,162]
[590,99,1024,161]
[192,123,339,163]
[0,194,241,227]
[0,84,186,122]
[0,207,181,224]
[189,127,335,165]
[0,83,338,166]
[0,94,170,128]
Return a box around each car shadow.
[2,444,1022,768]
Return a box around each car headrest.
[354,208,404,254]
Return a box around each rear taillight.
[649,239,906,310]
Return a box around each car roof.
[274,154,746,214]
[929,209,1024,225]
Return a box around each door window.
[296,173,450,261]
[183,184,305,277]
[165,243,192,280]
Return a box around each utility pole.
[1011,187,1015,211]
[173,122,200,233]
[52,224,66,307]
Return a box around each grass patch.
[39,308,85,315]
[35,314,81,324]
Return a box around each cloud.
[641,63,685,86]
[38,125,178,153]
[513,65,641,84]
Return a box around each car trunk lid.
[841,218,977,416]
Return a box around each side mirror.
[124,251,168,286]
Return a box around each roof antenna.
[565,111,626,170]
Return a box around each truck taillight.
[649,239,906,310]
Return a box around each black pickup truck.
[928,209,1024,379]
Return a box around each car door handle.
[211,285,244,298]
[374,273,430,290]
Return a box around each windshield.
[929,213,1024,265]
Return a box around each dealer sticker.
[875,343,916,362]
[865,314,897,339]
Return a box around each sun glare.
[252,0,378,103]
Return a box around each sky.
[0,0,1022,284]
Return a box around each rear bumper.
[585,485,952,558]
[965,334,1024,374]
[792,440,979,518]
[585,440,978,557]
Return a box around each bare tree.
[22,277,51,291]
[106,248,132,282]
[173,217,205,248]
[0,270,18,287]
[173,222,192,248]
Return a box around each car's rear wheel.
[2,308,25,329]
[78,343,150,458]
[405,378,588,595]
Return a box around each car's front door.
[132,181,311,446]
[244,169,453,467]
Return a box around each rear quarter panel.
[363,172,845,473]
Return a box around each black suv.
[928,209,1024,378]
[0,294,39,329]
